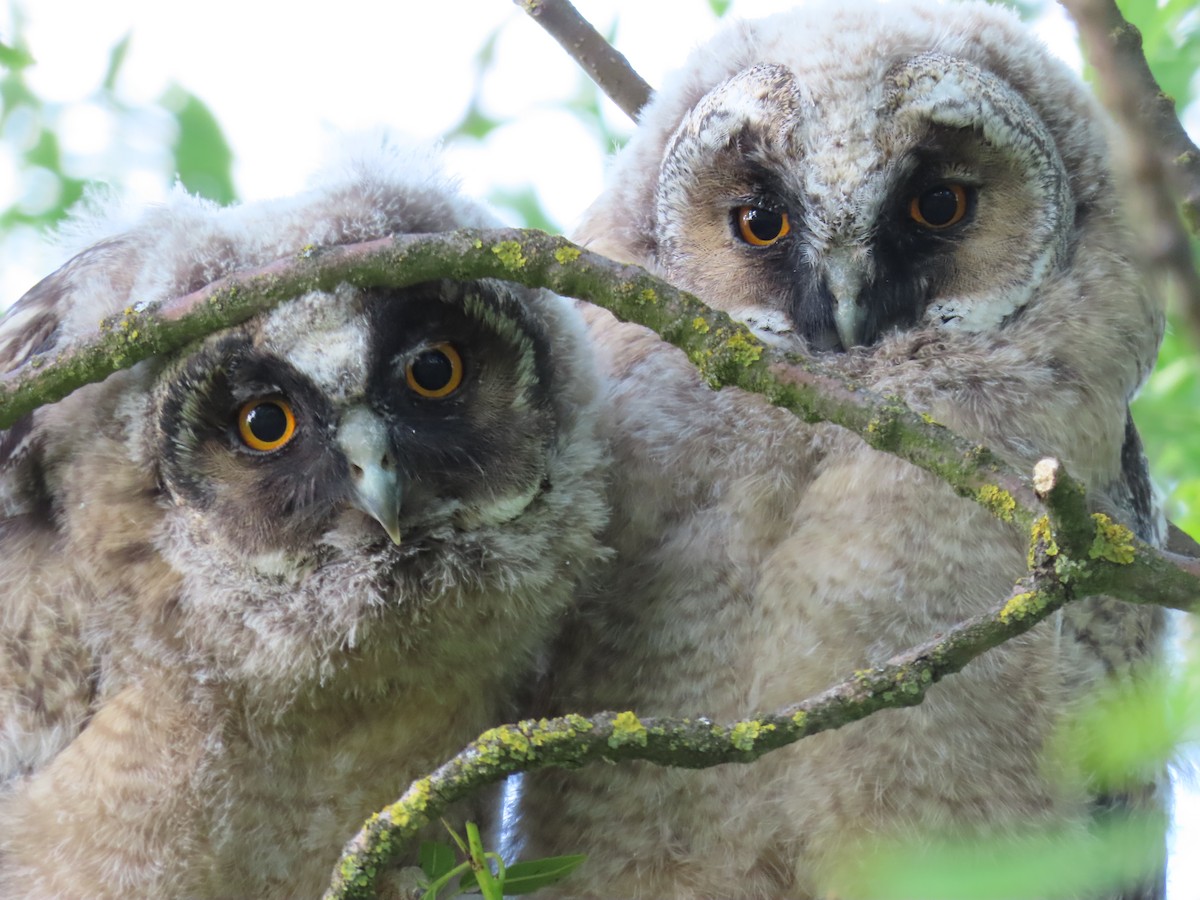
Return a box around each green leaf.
[495,854,587,894]
[102,32,132,93]
[159,85,237,205]
[829,814,1167,900]
[0,40,34,71]
[419,841,458,880]
[707,0,732,16]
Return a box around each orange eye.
[405,342,463,399]
[237,398,296,452]
[909,184,969,230]
[735,206,790,246]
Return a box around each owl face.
[581,0,1149,368]
[156,279,556,567]
[2,148,607,697]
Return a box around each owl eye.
[405,342,464,399]
[237,398,297,452]
[909,184,969,230]
[735,206,791,247]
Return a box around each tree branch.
[323,454,1195,899]
[1059,0,1200,348]
[3,228,1194,897]
[512,0,652,120]
[0,228,1044,533]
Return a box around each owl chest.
[198,687,475,897]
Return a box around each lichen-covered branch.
[325,454,1194,899]
[513,0,652,120]
[1059,0,1200,348]
[0,228,1044,532]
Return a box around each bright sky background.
[0,0,1196,896]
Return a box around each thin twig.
[513,0,652,120]
[1059,0,1200,348]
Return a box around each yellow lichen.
[553,245,581,264]
[692,317,710,334]
[477,724,534,761]
[919,411,940,426]
[473,238,484,250]
[297,243,316,259]
[1089,513,1136,565]
[977,484,1016,523]
[385,777,433,829]
[999,590,1045,623]
[791,710,808,729]
[491,241,526,269]
[730,720,775,752]
[608,710,648,749]
[723,329,763,366]
[1027,515,1058,568]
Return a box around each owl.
[0,147,609,898]
[518,2,1166,898]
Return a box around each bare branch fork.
[513,0,651,119]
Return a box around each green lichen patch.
[491,241,527,270]
[476,724,534,762]
[730,720,776,752]
[1088,513,1135,565]
[722,329,763,366]
[608,711,649,749]
[791,710,808,729]
[977,484,1017,523]
[553,246,581,265]
[1028,515,1059,568]
[385,777,433,830]
[691,317,710,335]
[999,590,1047,624]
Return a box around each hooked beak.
[337,407,402,545]
[824,251,868,350]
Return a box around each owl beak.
[337,408,403,545]
[824,253,867,349]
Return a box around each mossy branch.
[325,454,1194,899]
[1059,0,1200,349]
[0,228,1042,532]
[3,228,1195,897]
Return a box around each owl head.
[0,146,608,699]
[578,0,1161,409]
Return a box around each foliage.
[417,822,584,899]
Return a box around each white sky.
[0,0,1195,896]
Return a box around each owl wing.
[0,245,127,784]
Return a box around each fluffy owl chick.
[520,2,1165,898]
[0,147,608,898]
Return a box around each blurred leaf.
[446,102,506,142]
[488,186,559,233]
[707,0,732,16]
[160,85,236,205]
[830,814,1167,900]
[1133,311,1200,540]
[0,40,34,71]
[1054,667,1200,790]
[102,32,132,92]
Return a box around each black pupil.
[745,208,784,242]
[247,403,288,443]
[918,187,960,226]
[411,349,453,391]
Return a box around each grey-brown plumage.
[518,2,1166,897]
[0,148,608,898]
